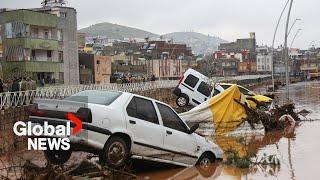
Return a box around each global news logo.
[13,113,83,151]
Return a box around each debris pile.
[2,158,137,180]
[235,100,301,132]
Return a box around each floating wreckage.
[180,85,301,137]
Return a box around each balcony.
[4,38,59,51]
[2,10,58,28]
[1,61,63,74]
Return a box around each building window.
[44,30,49,39]
[59,72,64,83]
[57,29,63,41]
[97,66,100,73]
[58,51,63,62]
[97,60,100,64]
[31,28,38,38]
[47,50,52,61]
[31,49,36,60]
[5,23,13,38]
[59,12,67,18]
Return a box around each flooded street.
[138,81,320,180]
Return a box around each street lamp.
[288,18,301,36]
[290,29,302,48]
[289,29,302,80]
[271,0,290,92]
[284,0,294,101]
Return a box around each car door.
[156,102,198,165]
[181,74,201,106]
[193,81,212,104]
[125,96,165,157]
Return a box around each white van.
[173,69,214,107]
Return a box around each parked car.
[29,90,223,169]
[173,69,272,109]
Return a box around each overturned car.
[28,90,223,169]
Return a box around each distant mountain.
[78,22,159,39]
[163,32,228,55]
[79,23,227,55]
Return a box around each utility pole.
[271,0,290,92]
[284,0,294,101]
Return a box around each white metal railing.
[0,80,178,109]
[0,75,272,109]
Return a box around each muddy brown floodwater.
[138,81,320,180]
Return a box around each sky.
[1,0,319,49]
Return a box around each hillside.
[79,23,227,55]
[163,32,227,55]
[78,22,159,39]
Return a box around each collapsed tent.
[180,85,250,136]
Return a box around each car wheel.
[196,153,216,178]
[100,136,129,168]
[176,95,188,107]
[44,149,72,165]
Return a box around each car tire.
[176,95,188,107]
[99,136,129,168]
[196,153,216,178]
[44,149,72,165]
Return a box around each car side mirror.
[189,124,199,134]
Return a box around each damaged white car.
[29,90,223,169]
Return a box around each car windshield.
[238,86,252,96]
[64,90,122,105]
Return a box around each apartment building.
[0,1,79,84]
[79,53,112,84]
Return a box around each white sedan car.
[29,90,223,169]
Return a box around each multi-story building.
[219,33,256,53]
[79,53,112,84]
[215,33,257,75]
[141,40,194,60]
[210,58,239,77]
[141,40,195,78]
[256,54,272,73]
[0,1,79,84]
